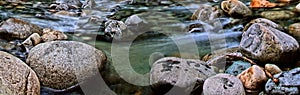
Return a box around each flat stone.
[0,51,40,95]
[203,74,245,95]
[150,57,216,94]
[26,41,106,90]
[260,11,295,20]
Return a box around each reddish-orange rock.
[250,0,277,8]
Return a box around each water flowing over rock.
[240,19,299,64]
[265,67,300,95]
[203,74,245,95]
[221,0,252,18]
[150,57,216,94]
[26,41,106,90]
[0,51,40,95]
[0,18,42,40]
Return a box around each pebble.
[238,65,267,91]
[26,41,106,90]
[265,64,282,75]
[203,74,245,95]
[265,67,300,95]
[240,18,299,64]
[0,51,40,95]
[150,57,216,94]
[221,0,252,18]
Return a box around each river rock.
[150,57,216,94]
[289,23,300,41]
[238,65,267,91]
[104,20,126,39]
[0,18,42,40]
[203,74,245,95]
[191,4,222,21]
[0,51,40,95]
[41,28,68,42]
[296,3,300,12]
[21,33,42,50]
[221,0,252,18]
[265,67,300,95]
[265,64,282,75]
[243,18,285,32]
[225,60,251,76]
[260,11,295,20]
[240,21,299,64]
[26,41,106,90]
[51,0,82,10]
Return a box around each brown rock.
[238,65,267,90]
[203,74,246,95]
[21,33,42,50]
[264,64,282,75]
[0,51,40,95]
[221,0,252,18]
[288,23,300,41]
[150,57,216,94]
[240,20,299,64]
[260,11,295,20]
[191,4,222,21]
[41,28,68,42]
[26,41,106,90]
[53,11,77,16]
[0,18,42,40]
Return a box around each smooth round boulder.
[26,41,106,90]
[150,57,216,94]
[203,74,245,95]
[0,51,40,95]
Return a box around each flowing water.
[0,0,246,94]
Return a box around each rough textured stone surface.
[0,51,40,95]
[104,20,126,39]
[265,64,282,75]
[203,74,245,95]
[225,61,251,76]
[26,41,106,90]
[261,11,295,20]
[221,0,252,18]
[191,4,222,21]
[289,23,300,41]
[265,67,300,95]
[240,20,299,64]
[21,33,42,50]
[41,28,68,42]
[238,65,267,90]
[243,18,284,32]
[150,57,216,94]
[0,18,42,40]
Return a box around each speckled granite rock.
[0,51,40,95]
[150,57,216,94]
[26,41,106,90]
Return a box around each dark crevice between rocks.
[24,71,30,95]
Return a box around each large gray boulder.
[150,57,216,95]
[26,41,106,90]
[0,51,40,95]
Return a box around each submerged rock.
[150,57,216,94]
[26,41,106,90]
[203,74,245,95]
[240,19,299,64]
[0,51,40,95]
[260,11,295,20]
[265,67,300,95]
[221,0,252,18]
[0,18,42,40]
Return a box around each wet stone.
[0,51,40,95]
[150,57,216,94]
[203,74,246,95]
[265,67,300,95]
[238,65,267,91]
[240,19,299,64]
[221,0,252,18]
[191,4,223,21]
[260,11,295,20]
[225,60,251,76]
[26,41,106,90]
[0,18,42,40]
